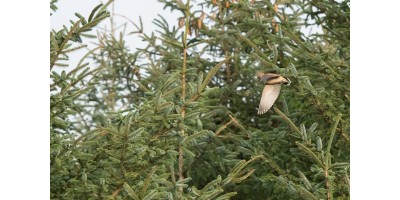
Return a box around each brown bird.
[255,72,291,115]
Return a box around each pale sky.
[51,0,180,71]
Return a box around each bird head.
[255,72,287,84]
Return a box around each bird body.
[255,72,290,115]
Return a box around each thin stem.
[225,51,231,83]
[215,118,234,136]
[178,1,190,192]
[273,3,279,33]
[325,167,332,200]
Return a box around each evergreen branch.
[263,157,287,175]
[170,165,176,184]
[237,34,269,63]
[215,192,238,200]
[141,166,158,198]
[225,155,263,184]
[179,86,204,114]
[196,72,204,93]
[200,188,224,200]
[284,29,313,53]
[199,56,231,93]
[83,32,99,40]
[74,13,87,25]
[232,168,256,183]
[186,116,237,174]
[295,141,324,168]
[50,32,59,51]
[123,182,140,200]
[321,24,349,42]
[118,115,133,176]
[215,117,234,136]
[111,187,123,199]
[265,0,312,53]
[202,175,222,193]
[95,0,113,19]
[271,42,278,65]
[118,14,143,34]
[229,115,251,137]
[75,111,91,132]
[250,52,279,69]
[50,1,110,71]
[269,175,318,200]
[61,45,98,77]
[163,87,181,98]
[230,160,246,175]
[159,37,184,48]
[182,130,211,145]
[266,0,341,78]
[326,113,342,158]
[60,44,88,54]
[162,71,180,91]
[345,172,350,191]
[132,80,150,93]
[53,63,69,67]
[50,128,100,167]
[324,113,342,200]
[88,3,103,22]
[187,38,216,48]
[330,162,349,169]
[297,170,312,191]
[50,18,83,71]
[294,184,318,200]
[273,107,302,137]
[59,65,103,98]
[142,191,158,200]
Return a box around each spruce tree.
[50,0,350,199]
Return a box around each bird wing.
[258,84,281,115]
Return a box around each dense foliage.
[50,0,349,199]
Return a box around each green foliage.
[51,0,350,199]
[50,0,58,14]
[50,1,112,70]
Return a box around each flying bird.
[255,72,291,115]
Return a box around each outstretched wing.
[258,84,281,115]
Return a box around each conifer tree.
[51,0,349,199]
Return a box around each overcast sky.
[51,0,180,70]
